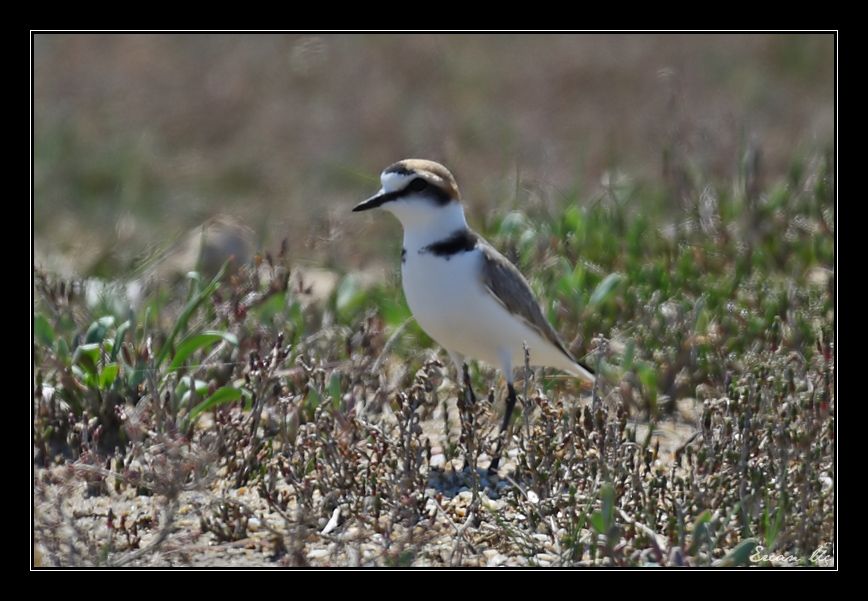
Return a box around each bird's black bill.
[352,190,400,212]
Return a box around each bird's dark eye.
[407,178,428,192]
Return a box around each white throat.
[391,200,469,253]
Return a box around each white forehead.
[380,170,413,193]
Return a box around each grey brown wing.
[478,241,577,364]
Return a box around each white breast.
[402,248,488,355]
[402,246,577,374]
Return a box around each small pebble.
[487,554,507,567]
[456,490,473,504]
[321,506,342,535]
[482,497,500,511]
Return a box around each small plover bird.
[354,159,595,470]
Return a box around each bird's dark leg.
[462,362,477,406]
[460,362,477,472]
[488,382,517,474]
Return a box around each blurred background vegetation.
[34,33,833,279]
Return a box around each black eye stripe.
[406,178,429,192]
[371,176,452,207]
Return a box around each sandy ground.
[33,394,698,568]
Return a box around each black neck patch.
[420,229,478,259]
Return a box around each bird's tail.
[568,360,596,385]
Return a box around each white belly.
[402,248,576,373]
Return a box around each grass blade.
[154,261,229,369]
[168,331,238,373]
[186,386,242,429]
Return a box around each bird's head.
[353,159,462,228]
